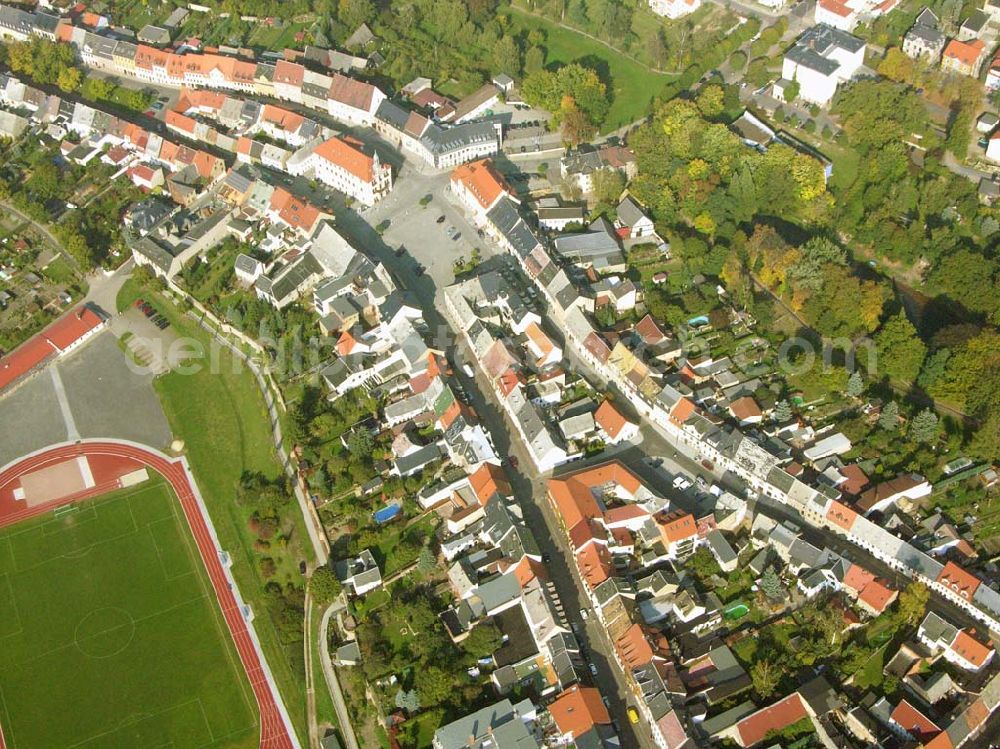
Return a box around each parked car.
[452,232,461,241]
[628,708,640,724]
[436,215,446,224]
[589,663,598,676]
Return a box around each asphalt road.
[326,194,653,746]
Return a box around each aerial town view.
[2,0,1000,747]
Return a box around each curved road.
[0,439,300,749]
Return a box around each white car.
[589,663,598,676]
[580,609,589,620]
[672,476,693,490]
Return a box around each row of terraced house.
[0,3,504,172]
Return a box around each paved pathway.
[318,601,359,749]
[48,364,79,441]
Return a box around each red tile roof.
[450,159,510,211]
[818,0,853,16]
[729,395,761,422]
[274,59,305,86]
[937,561,981,600]
[269,188,320,232]
[635,313,667,345]
[951,629,993,668]
[594,399,632,440]
[576,542,612,588]
[890,699,940,742]
[669,397,696,426]
[840,463,869,496]
[261,104,305,133]
[0,307,104,392]
[825,500,858,532]
[736,693,809,747]
[549,686,611,739]
[328,73,377,110]
[568,518,604,550]
[313,137,376,182]
[944,38,985,67]
[548,461,644,530]
[657,510,697,544]
[616,623,655,669]
[603,503,648,527]
[469,462,511,505]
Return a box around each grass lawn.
[0,479,257,749]
[248,22,310,51]
[40,255,78,285]
[504,7,675,131]
[310,598,338,733]
[116,277,312,745]
[853,643,889,690]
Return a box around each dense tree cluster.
[628,98,829,246]
[521,63,609,143]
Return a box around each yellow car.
[628,707,640,724]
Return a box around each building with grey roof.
[781,24,866,106]
[903,7,945,60]
[432,698,539,749]
[552,216,625,271]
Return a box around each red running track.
[0,441,297,749]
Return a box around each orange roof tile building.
[548,685,612,742]
[450,159,512,220]
[594,399,638,444]
[735,693,810,747]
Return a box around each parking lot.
[337,168,503,303]
[0,331,172,466]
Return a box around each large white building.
[305,136,392,205]
[648,0,701,19]
[781,25,866,106]
[815,0,899,32]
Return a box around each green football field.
[0,478,258,749]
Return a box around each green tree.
[751,658,781,699]
[56,66,82,93]
[896,581,929,625]
[760,566,784,599]
[524,45,545,74]
[310,566,342,603]
[783,77,800,103]
[773,399,792,422]
[395,688,420,713]
[339,0,375,30]
[347,428,375,457]
[847,370,865,398]
[879,401,899,431]
[592,167,626,205]
[696,84,725,119]
[875,312,926,384]
[461,622,503,657]
[492,35,521,76]
[970,412,1000,461]
[416,665,454,707]
[909,409,939,443]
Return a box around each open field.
[116,277,312,744]
[0,478,257,749]
[504,7,675,131]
